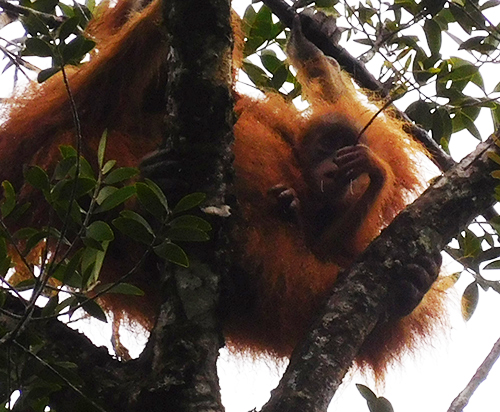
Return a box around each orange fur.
[0,0,445,377]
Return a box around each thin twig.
[0,0,65,26]
[448,335,500,412]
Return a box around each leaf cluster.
[0,132,212,408]
[2,0,97,82]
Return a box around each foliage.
[3,0,97,82]
[0,132,210,409]
[241,0,500,319]
[241,0,500,151]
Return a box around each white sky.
[2,1,500,411]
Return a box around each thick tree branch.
[1,294,127,411]
[261,0,454,172]
[125,0,234,410]
[2,0,233,410]
[262,136,500,411]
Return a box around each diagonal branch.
[262,135,500,411]
[0,0,65,26]
[261,0,454,172]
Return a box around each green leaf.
[144,178,169,211]
[55,295,77,315]
[481,0,500,10]
[52,198,83,226]
[51,177,96,201]
[170,215,212,232]
[96,186,136,212]
[61,35,96,65]
[1,180,16,218]
[98,130,108,169]
[15,278,36,291]
[460,229,482,258]
[167,227,210,242]
[0,255,11,278]
[31,0,58,13]
[260,49,281,73]
[423,19,441,56]
[25,37,54,57]
[373,397,394,412]
[60,250,83,288]
[25,166,50,191]
[79,156,96,179]
[488,151,500,165]
[103,167,139,184]
[459,36,485,52]
[73,3,92,26]
[86,221,114,242]
[492,103,500,130]
[23,230,47,256]
[59,145,78,159]
[58,2,74,16]
[119,210,154,234]
[58,16,80,41]
[81,242,108,287]
[431,107,452,144]
[78,297,107,322]
[443,62,478,82]
[102,160,116,175]
[483,260,500,270]
[242,5,257,37]
[136,182,167,220]
[82,236,105,251]
[94,283,145,296]
[154,241,189,267]
[242,60,270,89]
[42,295,59,317]
[38,66,61,83]
[22,13,50,36]
[96,186,117,205]
[356,384,377,403]
[271,64,288,90]
[112,216,154,244]
[0,238,11,277]
[14,227,39,239]
[173,192,206,214]
[0,236,7,260]
[53,156,77,180]
[405,100,432,130]
[461,281,479,321]
[86,0,96,12]
[450,3,472,34]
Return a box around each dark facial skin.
[298,114,386,203]
[268,115,440,319]
[141,117,440,321]
[269,115,387,264]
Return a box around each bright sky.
[2,1,500,411]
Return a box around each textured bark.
[0,1,233,411]
[126,0,234,410]
[261,136,500,412]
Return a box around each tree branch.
[262,135,500,411]
[261,0,454,172]
[448,334,500,412]
[1,294,127,411]
[0,0,65,26]
[125,0,234,410]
